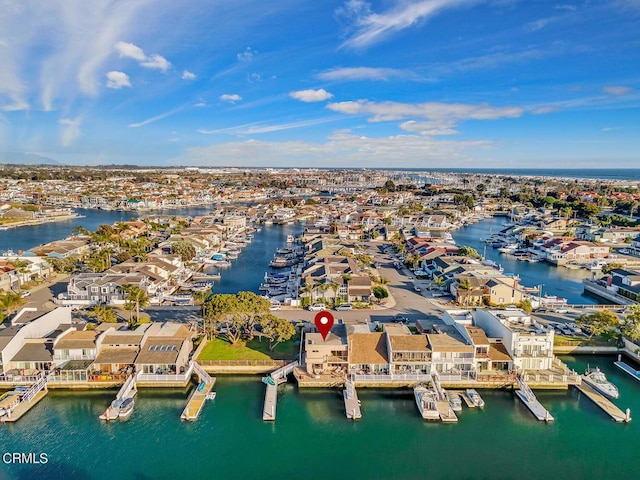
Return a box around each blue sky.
[1,0,639,168]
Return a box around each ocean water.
[394,168,640,181]
[1,356,640,480]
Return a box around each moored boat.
[582,367,619,399]
[466,389,485,408]
[414,384,440,420]
[448,393,463,412]
[118,397,135,418]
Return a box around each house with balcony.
[52,330,99,366]
[473,309,554,371]
[348,332,389,375]
[384,324,431,375]
[0,308,73,375]
[135,323,194,378]
[92,325,149,377]
[301,324,348,376]
[62,272,149,306]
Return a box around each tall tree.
[258,314,296,352]
[576,310,619,339]
[122,284,149,327]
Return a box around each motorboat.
[466,389,485,408]
[447,393,463,412]
[414,384,440,420]
[99,398,123,420]
[582,367,619,399]
[118,397,135,418]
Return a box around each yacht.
[582,367,619,399]
[466,389,485,408]
[414,384,440,420]
[447,392,463,412]
[118,397,135,418]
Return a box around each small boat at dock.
[466,389,485,408]
[582,367,619,399]
[414,384,440,420]
[118,397,135,418]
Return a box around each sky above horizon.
[1,0,639,168]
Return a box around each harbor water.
[2,355,640,480]
[451,215,601,305]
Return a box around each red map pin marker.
[314,311,335,341]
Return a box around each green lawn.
[554,334,616,347]
[198,334,300,361]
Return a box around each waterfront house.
[0,308,73,375]
[63,272,149,306]
[301,324,348,376]
[348,332,389,375]
[135,322,194,377]
[609,268,640,302]
[92,325,149,375]
[473,309,554,371]
[29,239,90,259]
[384,325,431,375]
[52,330,99,366]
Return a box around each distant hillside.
[0,152,60,165]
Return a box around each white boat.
[414,384,440,420]
[466,389,485,408]
[447,393,463,412]
[118,397,135,418]
[286,234,295,243]
[206,392,217,400]
[582,367,619,399]
[99,399,123,421]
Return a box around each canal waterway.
[1,355,639,480]
[451,215,601,305]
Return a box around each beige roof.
[389,334,431,353]
[135,339,183,364]
[427,333,474,353]
[349,333,388,365]
[55,330,99,350]
[384,324,411,336]
[102,334,144,346]
[465,326,489,345]
[488,343,512,362]
[94,348,139,365]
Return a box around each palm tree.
[0,291,25,318]
[122,284,149,327]
[301,280,316,305]
[457,278,473,306]
[88,304,117,323]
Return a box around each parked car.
[413,285,421,292]
[553,308,569,314]
[308,304,327,311]
[392,314,409,324]
[20,291,31,298]
[269,303,281,311]
[335,303,353,311]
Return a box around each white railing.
[53,354,95,361]
[136,371,191,382]
[0,374,43,384]
[352,373,432,382]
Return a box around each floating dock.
[181,362,216,421]
[262,361,298,421]
[515,376,554,422]
[575,383,631,423]
[0,374,48,423]
[100,374,137,421]
[614,361,640,383]
[343,377,362,420]
[435,400,458,423]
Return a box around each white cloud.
[555,4,577,11]
[182,70,196,80]
[399,121,459,135]
[289,89,334,103]
[338,0,477,49]
[114,41,146,61]
[327,99,523,133]
[115,41,171,72]
[237,47,257,62]
[603,85,633,96]
[176,130,492,167]
[198,116,342,135]
[105,71,132,89]
[129,108,180,128]
[219,94,242,103]
[316,67,419,82]
[59,116,83,146]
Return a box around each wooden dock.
[262,361,298,421]
[436,400,458,423]
[181,362,216,421]
[614,361,640,383]
[575,383,631,423]
[0,390,48,423]
[343,377,362,420]
[451,390,476,408]
[516,376,554,422]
